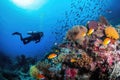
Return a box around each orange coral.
[105,26,119,40]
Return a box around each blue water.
[0,0,120,58]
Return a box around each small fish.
[87,28,94,36]
[106,10,112,13]
[103,38,111,45]
[70,58,77,63]
[81,32,86,37]
[37,74,45,79]
[48,53,57,59]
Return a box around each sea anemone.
[66,25,87,41]
[105,26,119,40]
[74,26,87,40]
[66,26,79,41]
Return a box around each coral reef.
[29,16,120,80]
[1,16,120,80]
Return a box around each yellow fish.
[70,58,77,63]
[87,28,94,36]
[48,53,57,59]
[103,38,111,45]
[81,32,86,37]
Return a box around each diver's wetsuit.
[12,32,43,44]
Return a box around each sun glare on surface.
[11,0,47,10]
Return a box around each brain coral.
[105,26,119,40]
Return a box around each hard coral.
[87,21,98,30]
[36,60,51,71]
[57,53,66,62]
[65,68,78,79]
[105,26,119,39]
[77,53,93,68]
[94,25,104,38]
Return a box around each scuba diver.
[12,31,44,45]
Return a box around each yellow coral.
[105,26,119,39]
[29,65,39,78]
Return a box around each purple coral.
[88,21,98,30]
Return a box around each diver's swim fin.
[12,32,23,40]
[12,32,21,35]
